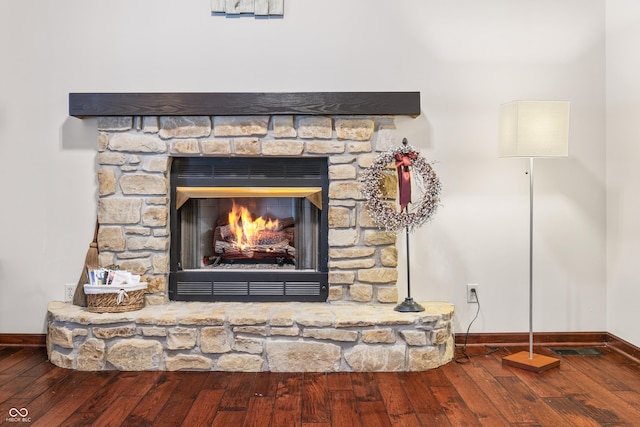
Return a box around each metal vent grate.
[250,282,285,296]
[172,157,326,188]
[177,282,212,295]
[177,164,213,179]
[550,347,605,356]
[213,164,250,179]
[286,163,323,179]
[213,281,249,295]
[250,164,286,179]
[286,282,321,296]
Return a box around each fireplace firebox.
[169,157,329,302]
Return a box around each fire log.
[214,239,296,259]
[214,225,294,246]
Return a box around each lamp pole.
[528,157,534,360]
[394,209,425,312]
[394,139,425,312]
[405,209,412,299]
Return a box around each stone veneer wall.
[48,113,457,372]
[95,114,402,305]
[47,301,455,372]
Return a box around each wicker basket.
[83,283,147,313]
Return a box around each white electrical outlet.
[64,284,76,303]
[467,284,479,303]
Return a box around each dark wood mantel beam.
[69,92,420,118]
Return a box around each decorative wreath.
[361,143,441,232]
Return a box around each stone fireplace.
[95,111,402,305]
[47,93,455,372]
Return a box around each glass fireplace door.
[169,157,329,302]
[179,194,319,271]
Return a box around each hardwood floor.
[1,344,639,426]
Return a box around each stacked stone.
[47,301,455,372]
[95,114,401,305]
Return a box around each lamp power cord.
[455,288,499,364]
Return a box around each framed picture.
[211,0,284,17]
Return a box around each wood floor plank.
[272,373,302,427]
[182,389,225,426]
[503,361,584,398]
[440,363,510,427]
[211,410,247,427]
[542,396,606,427]
[460,363,538,424]
[351,371,382,402]
[301,372,330,424]
[431,385,482,426]
[152,371,212,426]
[329,390,360,427]
[613,390,640,411]
[495,375,574,426]
[58,371,154,427]
[254,372,280,398]
[243,396,276,427]
[0,346,21,360]
[123,372,182,426]
[202,370,233,390]
[8,364,73,402]
[357,400,392,427]
[2,344,639,426]
[397,371,448,422]
[0,374,40,404]
[326,371,352,391]
[0,347,43,377]
[89,394,146,426]
[62,408,104,427]
[15,357,58,378]
[553,361,640,424]
[374,372,415,418]
[472,349,515,378]
[274,395,302,427]
[562,354,633,391]
[73,372,141,414]
[8,365,105,425]
[563,349,640,392]
[567,392,639,425]
[387,413,421,427]
[419,366,451,386]
[26,371,115,427]
[416,412,453,426]
[219,372,257,411]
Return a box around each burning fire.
[228,202,279,249]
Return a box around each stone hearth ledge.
[47,301,454,372]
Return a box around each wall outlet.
[64,284,76,303]
[467,284,479,303]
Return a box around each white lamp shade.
[499,100,570,157]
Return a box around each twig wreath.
[361,142,441,232]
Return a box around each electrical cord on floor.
[455,288,499,364]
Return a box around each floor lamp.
[499,100,570,373]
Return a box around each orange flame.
[228,202,279,249]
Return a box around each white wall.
[0,0,609,338]
[606,1,640,347]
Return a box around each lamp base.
[394,298,425,312]
[502,351,560,373]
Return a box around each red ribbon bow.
[395,152,417,211]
